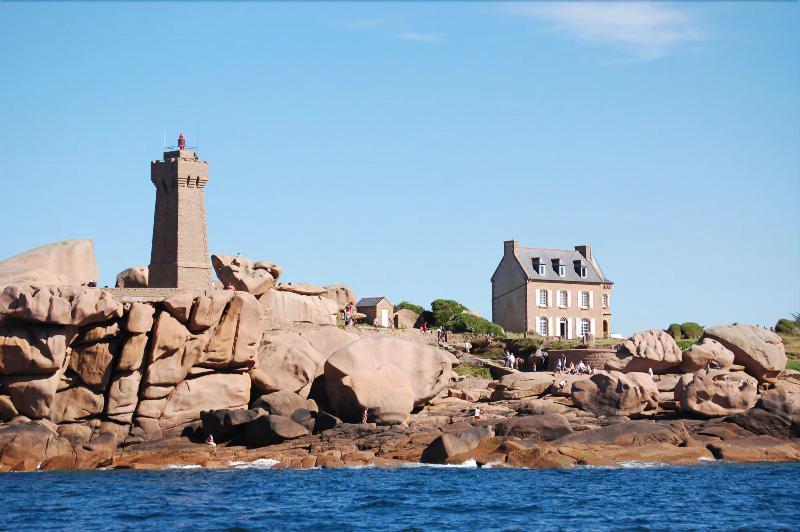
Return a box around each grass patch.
[677,339,698,351]
[779,333,800,359]
[482,347,505,360]
[453,364,491,379]
[787,359,800,372]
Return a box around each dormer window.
[558,265,565,277]
[538,264,546,275]
[580,266,587,278]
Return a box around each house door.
[603,320,609,337]
[559,318,567,338]
[381,308,389,327]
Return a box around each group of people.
[554,354,595,375]
[343,301,356,326]
[436,327,450,344]
[503,350,520,369]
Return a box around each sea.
[1,461,798,530]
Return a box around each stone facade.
[356,297,394,327]
[491,241,613,337]
[148,146,212,289]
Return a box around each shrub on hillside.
[667,323,682,340]
[394,301,424,315]
[677,339,697,350]
[680,322,704,340]
[431,299,468,326]
[775,318,800,335]
[507,338,542,357]
[447,313,505,337]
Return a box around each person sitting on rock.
[472,406,481,420]
[565,361,575,374]
[206,434,216,450]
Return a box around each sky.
[0,2,798,335]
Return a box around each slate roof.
[516,247,612,284]
[356,297,390,307]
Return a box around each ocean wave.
[401,459,479,469]
[617,461,668,469]
[163,464,203,470]
[228,458,280,469]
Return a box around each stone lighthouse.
[148,133,212,289]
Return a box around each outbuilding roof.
[356,297,390,307]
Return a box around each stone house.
[357,297,394,327]
[491,241,613,337]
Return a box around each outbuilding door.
[381,308,389,327]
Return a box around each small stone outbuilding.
[357,297,393,327]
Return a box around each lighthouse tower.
[148,133,212,289]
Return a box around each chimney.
[575,244,591,261]
[504,240,519,257]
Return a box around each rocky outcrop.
[325,337,455,424]
[259,289,338,326]
[0,239,99,287]
[275,283,328,296]
[571,371,659,417]
[617,329,682,373]
[680,338,735,373]
[732,387,800,438]
[211,254,282,295]
[322,284,356,310]
[674,369,758,417]
[394,309,420,329]
[420,426,495,464]
[115,266,148,288]
[702,324,787,383]
[0,285,123,327]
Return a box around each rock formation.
[115,266,148,288]
[679,337,735,373]
[702,324,787,382]
[0,240,99,287]
[571,371,659,417]
[211,254,281,295]
[674,369,759,417]
[322,284,356,310]
[616,329,682,374]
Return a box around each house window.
[538,317,548,335]
[580,291,589,308]
[580,266,587,278]
[581,318,591,337]
[558,265,565,277]
[602,293,609,308]
[559,290,568,307]
[538,289,548,307]
[538,264,546,275]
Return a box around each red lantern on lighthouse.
[178,133,185,151]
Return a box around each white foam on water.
[163,464,203,470]
[227,458,280,469]
[480,461,506,469]
[401,459,479,469]
[617,461,668,469]
[697,456,716,462]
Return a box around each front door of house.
[559,320,567,338]
[381,308,389,327]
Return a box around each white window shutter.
[567,318,573,339]
[547,289,553,307]
[589,291,594,309]
[535,288,541,307]
[590,318,596,336]
[575,317,581,337]
[567,290,572,308]
[547,317,553,336]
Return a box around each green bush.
[394,301,424,315]
[666,323,682,340]
[453,364,491,379]
[680,322,704,340]
[676,339,697,350]
[483,347,505,360]
[506,338,542,357]
[417,310,435,328]
[431,299,468,326]
[775,318,800,335]
[787,359,800,372]
[447,313,505,336]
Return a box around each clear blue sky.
[1,2,798,335]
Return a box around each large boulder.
[0,285,123,327]
[322,284,356,310]
[674,369,758,417]
[275,283,328,296]
[201,407,265,442]
[211,254,281,296]
[491,372,590,400]
[324,337,455,424]
[157,372,251,435]
[115,266,148,288]
[394,309,420,330]
[49,380,105,423]
[251,331,322,396]
[731,387,800,438]
[1,358,68,418]
[555,420,690,447]
[571,371,659,417]
[680,338,735,373]
[0,239,99,287]
[0,421,72,468]
[252,390,317,418]
[492,414,573,442]
[244,414,310,446]
[702,324,787,383]
[420,426,495,464]
[617,329,682,373]
[259,289,338,325]
[298,327,358,363]
[0,317,77,374]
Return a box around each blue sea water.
[1,462,798,530]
